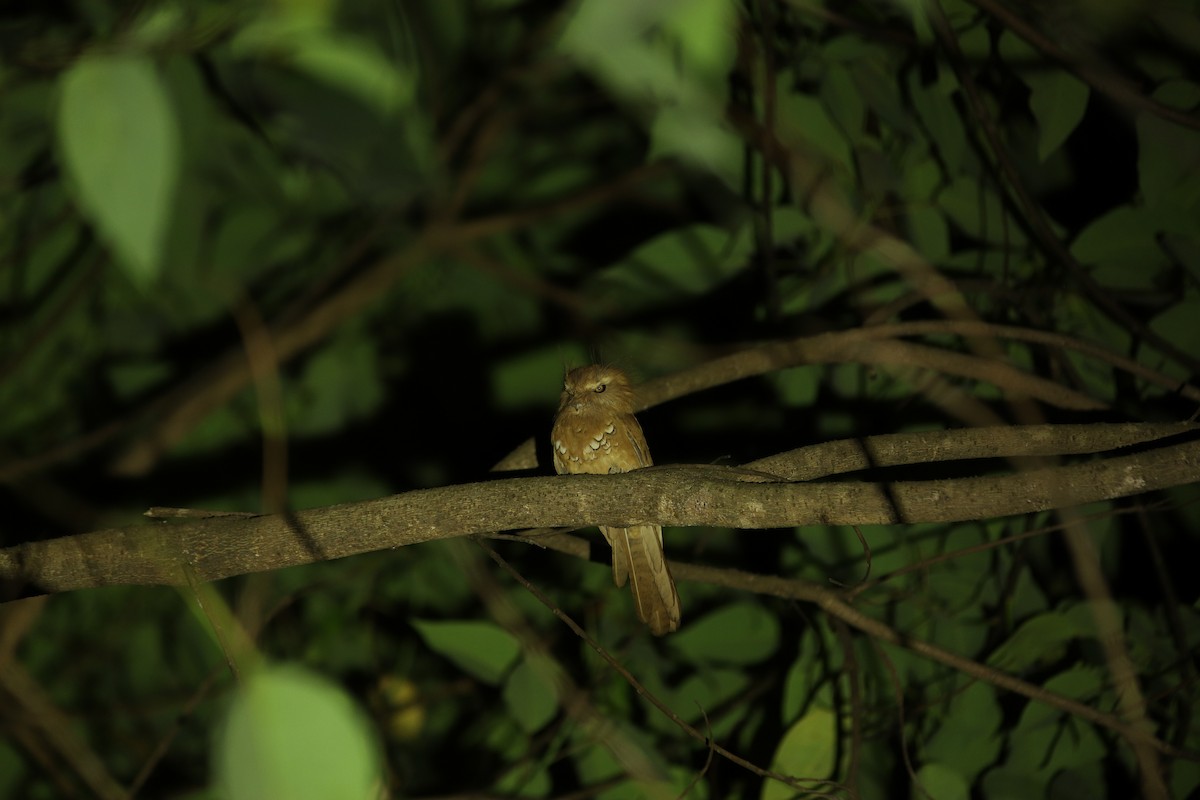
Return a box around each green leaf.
[559,0,736,186]
[412,619,520,685]
[647,104,741,186]
[1007,667,1105,774]
[214,664,380,800]
[761,706,837,798]
[560,0,735,94]
[503,656,559,733]
[939,176,1020,245]
[780,625,825,722]
[493,344,588,409]
[777,84,856,175]
[987,609,1092,673]
[1027,71,1089,162]
[588,224,754,315]
[922,682,1003,782]
[914,763,970,800]
[771,366,819,408]
[232,18,415,117]
[671,602,780,664]
[669,667,750,727]
[1137,97,1200,212]
[288,32,416,116]
[820,63,866,141]
[906,206,950,263]
[1149,290,1200,381]
[288,333,384,437]
[57,55,181,285]
[0,744,24,797]
[908,67,969,176]
[1070,204,1168,290]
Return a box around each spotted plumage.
[551,365,680,635]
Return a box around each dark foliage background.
[1,0,1198,798]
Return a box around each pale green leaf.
[412,619,520,685]
[647,104,741,186]
[214,664,380,800]
[57,55,180,285]
[761,707,837,798]
[289,32,416,115]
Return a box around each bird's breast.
[553,418,619,467]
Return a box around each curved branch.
[495,318,1199,471]
[3,423,1195,596]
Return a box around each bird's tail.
[604,525,681,635]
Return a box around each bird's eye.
[594,384,606,394]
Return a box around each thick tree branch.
[2,423,1195,597]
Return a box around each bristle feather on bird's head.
[558,364,636,413]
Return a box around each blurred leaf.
[288,332,384,437]
[233,18,415,117]
[908,67,969,176]
[1149,290,1200,381]
[0,744,24,797]
[494,344,588,409]
[1137,98,1200,213]
[914,763,970,800]
[761,706,837,799]
[503,655,559,733]
[922,682,1003,782]
[412,619,520,685]
[589,224,754,314]
[1006,667,1105,774]
[669,667,750,727]
[214,664,380,800]
[907,205,950,263]
[647,104,741,186]
[771,366,819,408]
[776,80,856,175]
[670,602,779,664]
[57,54,181,285]
[1070,204,1168,289]
[560,0,736,184]
[820,63,866,143]
[560,0,735,96]
[495,763,552,797]
[288,32,416,115]
[1027,72,1089,162]
[397,258,542,338]
[987,609,1093,673]
[939,176,1020,245]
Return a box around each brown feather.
[551,365,681,634]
